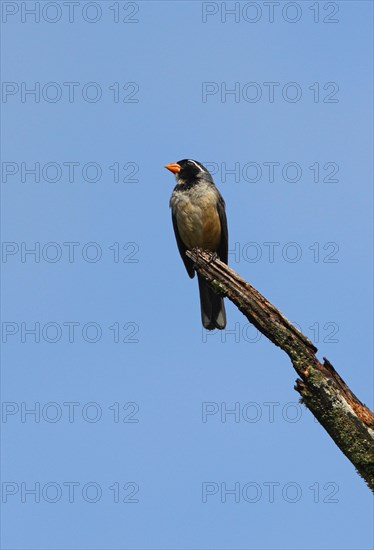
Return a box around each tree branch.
[186,249,374,490]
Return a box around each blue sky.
[1,1,373,549]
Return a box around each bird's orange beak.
[165,163,181,174]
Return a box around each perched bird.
[165,159,228,330]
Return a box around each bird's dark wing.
[172,212,195,278]
[217,195,228,264]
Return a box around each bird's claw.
[192,248,217,269]
[208,251,218,264]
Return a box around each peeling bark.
[186,249,374,490]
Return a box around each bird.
[165,159,228,330]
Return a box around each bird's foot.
[192,247,203,270]
[208,251,218,264]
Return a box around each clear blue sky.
[1,1,373,549]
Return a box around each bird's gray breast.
[170,182,221,251]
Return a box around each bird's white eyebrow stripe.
[188,160,205,172]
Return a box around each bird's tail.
[197,273,226,330]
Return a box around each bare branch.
[186,249,374,490]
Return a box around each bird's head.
[165,159,212,184]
